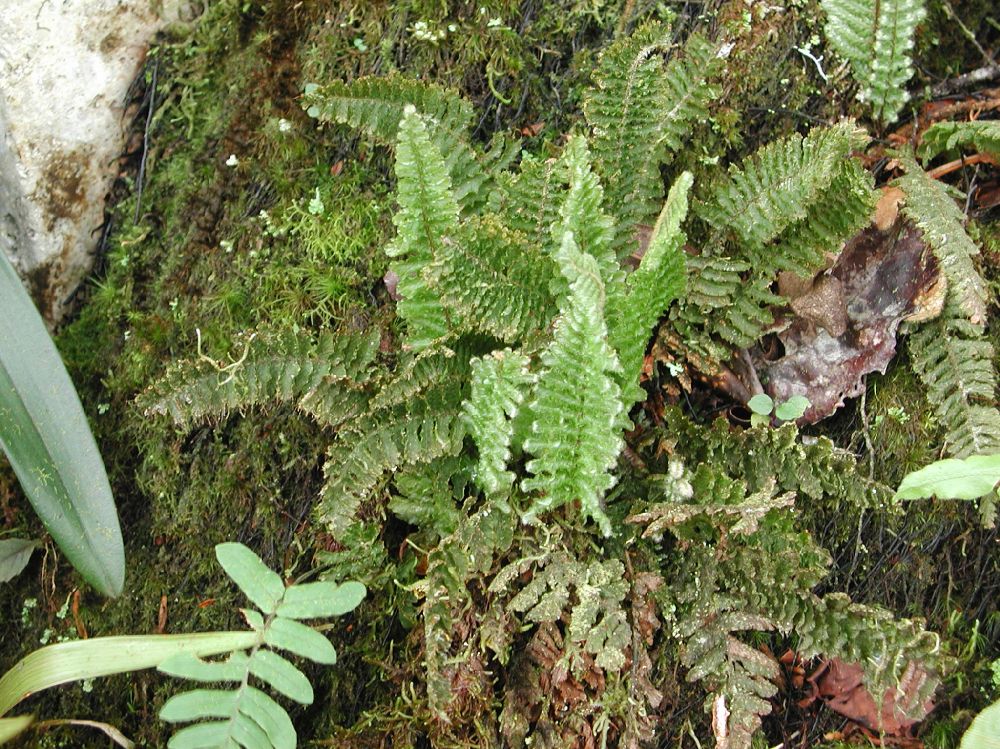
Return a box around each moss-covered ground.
[0,0,997,746]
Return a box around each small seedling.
[747,394,810,427]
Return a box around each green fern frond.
[919,120,1000,162]
[821,0,926,122]
[437,216,558,342]
[715,278,785,349]
[463,349,535,496]
[521,233,624,536]
[139,329,378,428]
[659,35,725,158]
[662,409,892,510]
[607,172,691,408]
[584,21,672,254]
[303,75,472,143]
[303,76,493,214]
[584,25,721,256]
[391,107,461,349]
[701,122,870,251]
[317,346,475,537]
[158,543,365,749]
[553,137,621,298]
[765,159,876,273]
[909,309,1000,457]
[388,456,468,538]
[893,150,988,324]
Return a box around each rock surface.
[0,0,183,324]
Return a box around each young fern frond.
[553,137,621,298]
[138,329,378,429]
[391,106,461,350]
[908,307,1000,458]
[892,150,988,324]
[463,349,535,496]
[607,172,690,408]
[521,233,624,536]
[821,0,926,122]
[158,543,365,749]
[919,120,1000,162]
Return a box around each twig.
[133,58,158,224]
[931,64,1000,97]
[926,152,999,180]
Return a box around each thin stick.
[926,153,999,180]
[133,58,158,224]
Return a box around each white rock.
[0,0,183,324]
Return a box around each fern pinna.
[158,543,365,749]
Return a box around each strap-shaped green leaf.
[160,689,238,722]
[264,618,337,664]
[241,687,295,749]
[248,650,313,704]
[0,251,124,597]
[215,544,285,614]
[0,631,259,716]
[0,715,34,744]
[0,538,39,584]
[158,652,251,683]
[274,581,366,619]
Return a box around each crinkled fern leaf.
[317,345,475,537]
[437,216,558,342]
[821,0,927,122]
[303,76,493,213]
[908,307,1000,457]
[585,24,721,255]
[521,233,624,536]
[158,543,365,749]
[700,122,870,251]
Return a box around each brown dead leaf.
[800,658,935,736]
[874,186,906,231]
[519,121,545,137]
[754,217,942,424]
